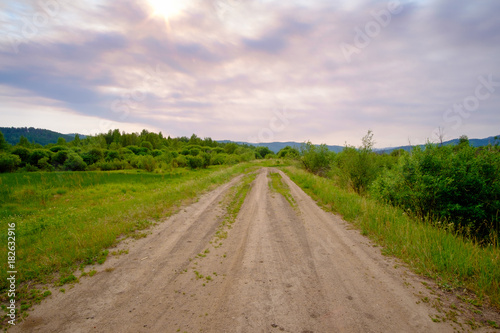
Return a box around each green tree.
[18,135,30,147]
[334,130,378,194]
[224,143,238,155]
[72,134,81,147]
[278,146,299,159]
[187,155,204,169]
[57,137,67,146]
[0,153,21,172]
[0,131,10,151]
[255,146,273,159]
[64,153,87,171]
[300,142,333,176]
[11,147,30,166]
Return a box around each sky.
[0,0,499,148]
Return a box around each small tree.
[18,135,30,147]
[300,142,333,176]
[0,153,21,172]
[57,137,67,146]
[0,131,10,151]
[64,153,87,171]
[187,155,203,169]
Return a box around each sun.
[147,0,188,20]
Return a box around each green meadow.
[0,165,256,306]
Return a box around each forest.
[0,129,274,173]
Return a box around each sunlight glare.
[147,0,188,20]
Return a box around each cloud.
[0,0,499,147]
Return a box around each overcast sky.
[1,0,499,148]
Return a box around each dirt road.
[14,168,459,332]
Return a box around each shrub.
[370,143,500,242]
[173,155,187,167]
[81,148,103,165]
[140,141,153,151]
[38,157,54,171]
[131,155,156,172]
[255,146,273,159]
[11,147,30,166]
[278,146,300,159]
[52,150,69,166]
[29,149,51,166]
[151,149,163,157]
[106,150,119,161]
[211,153,228,165]
[49,146,68,153]
[187,155,203,169]
[225,155,241,165]
[300,142,333,176]
[0,153,21,173]
[64,153,87,171]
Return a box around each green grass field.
[0,164,261,316]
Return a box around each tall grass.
[0,164,255,294]
[282,166,500,309]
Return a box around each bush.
[11,147,30,166]
[131,155,156,172]
[278,146,300,159]
[199,152,211,168]
[255,146,273,159]
[0,153,21,173]
[173,155,187,167]
[52,150,69,166]
[64,153,87,171]
[300,142,333,176]
[96,160,129,171]
[211,153,228,165]
[335,147,377,194]
[225,155,241,165]
[81,148,104,165]
[29,149,51,166]
[370,143,500,242]
[140,141,153,151]
[240,151,256,162]
[38,157,54,171]
[187,155,203,169]
[106,150,119,161]
[151,149,163,157]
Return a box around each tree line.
[0,129,275,173]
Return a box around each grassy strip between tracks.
[0,163,260,323]
[268,171,297,210]
[282,166,500,313]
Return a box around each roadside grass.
[282,166,500,310]
[0,163,257,321]
[268,171,297,210]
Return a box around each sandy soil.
[12,168,489,332]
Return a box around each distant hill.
[217,140,346,153]
[221,135,500,154]
[0,127,84,146]
[375,135,500,154]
